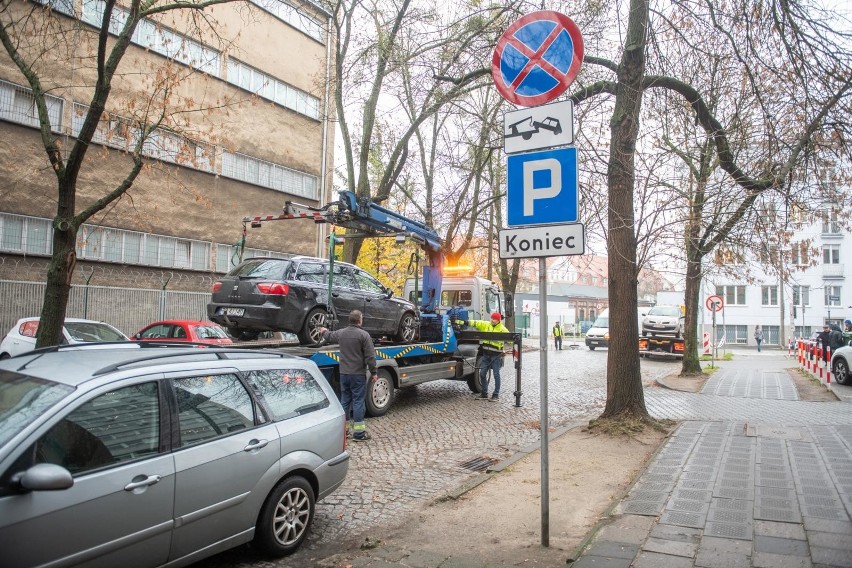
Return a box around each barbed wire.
[0,256,216,290]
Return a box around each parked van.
[585,309,609,350]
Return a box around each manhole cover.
[458,456,499,472]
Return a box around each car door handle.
[124,475,162,491]
[244,439,269,452]
[332,292,340,297]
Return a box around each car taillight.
[257,282,289,295]
[212,281,222,293]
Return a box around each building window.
[249,0,325,43]
[763,325,780,345]
[792,285,810,307]
[790,242,810,266]
[220,151,318,200]
[81,0,221,76]
[761,285,778,306]
[0,78,64,131]
[714,247,744,265]
[822,212,840,234]
[718,325,748,344]
[227,58,320,121]
[716,285,746,305]
[824,286,842,307]
[823,244,840,264]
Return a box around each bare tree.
[325,0,513,263]
[0,0,264,347]
[566,0,852,419]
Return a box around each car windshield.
[65,322,127,342]
[649,306,681,317]
[194,325,229,339]
[229,259,291,279]
[593,317,608,327]
[0,371,74,447]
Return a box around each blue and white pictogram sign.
[507,147,578,227]
[491,11,584,107]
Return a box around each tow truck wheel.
[393,311,417,343]
[466,358,483,393]
[298,308,328,345]
[366,369,395,417]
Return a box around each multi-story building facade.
[0,0,334,332]
[705,212,848,348]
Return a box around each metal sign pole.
[538,257,549,547]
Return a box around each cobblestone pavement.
[195,346,675,567]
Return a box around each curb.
[565,422,679,563]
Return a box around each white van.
[585,307,649,350]
[585,308,609,350]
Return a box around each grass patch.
[699,353,733,361]
[702,365,720,374]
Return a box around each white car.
[0,317,128,358]
[831,345,852,385]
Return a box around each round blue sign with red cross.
[491,11,584,107]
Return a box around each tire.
[833,358,851,385]
[365,368,394,417]
[466,357,483,393]
[0,353,10,360]
[254,476,315,557]
[393,311,417,343]
[298,308,328,345]
[227,327,260,341]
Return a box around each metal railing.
[0,280,210,337]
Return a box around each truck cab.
[403,271,512,322]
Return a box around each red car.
[132,320,233,345]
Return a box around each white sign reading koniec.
[504,100,574,155]
[499,223,585,259]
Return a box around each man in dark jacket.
[818,324,831,362]
[318,310,377,442]
[829,323,845,353]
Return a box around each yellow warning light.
[444,265,474,276]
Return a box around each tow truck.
[230,191,522,416]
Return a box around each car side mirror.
[385,288,393,299]
[504,293,515,318]
[14,463,73,492]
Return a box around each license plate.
[224,308,244,316]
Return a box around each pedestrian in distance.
[843,319,852,347]
[318,310,377,442]
[829,323,845,354]
[466,312,510,401]
[818,324,831,362]
[553,321,563,350]
[754,326,763,352]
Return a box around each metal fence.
[1,280,210,337]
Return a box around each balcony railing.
[822,264,845,278]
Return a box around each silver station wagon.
[0,344,349,568]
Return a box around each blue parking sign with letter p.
[507,147,578,226]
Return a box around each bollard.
[827,345,832,384]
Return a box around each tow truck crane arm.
[245,190,445,314]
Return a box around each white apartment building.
[705,213,848,348]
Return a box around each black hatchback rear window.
[229,259,291,279]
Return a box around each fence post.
[160,272,173,320]
[82,268,95,319]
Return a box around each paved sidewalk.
[309,352,852,568]
[575,354,852,568]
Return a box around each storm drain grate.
[459,456,499,472]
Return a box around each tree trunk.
[681,249,703,374]
[36,222,77,348]
[601,0,649,419]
